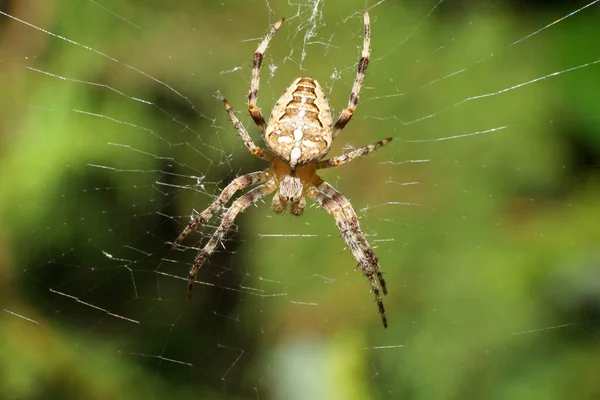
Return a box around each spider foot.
[187,278,195,300]
[173,226,194,249]
[381,313,388,329]
[173,217,208,249]
[187,252,209,299]
[374,290,388,328]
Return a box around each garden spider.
[173,11,392,328]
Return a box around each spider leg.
[187,179,277,298]
[332,11,370,139]
[223,100,273,161]
[172,170,271,248]
[306,181,388,328]
[248,18,285,132]
[317,181,388,296]
[317,137,392,169]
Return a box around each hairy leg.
[187,179,277,297]
[248,18,285,131]
[223,99,273,161]
[172,171,270,248]
[317,137,391,169]
[332,12,371,139]
[306,181,388,328]
[317,181,387,296]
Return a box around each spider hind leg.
[187,180,277,298]
[307,181,388,328]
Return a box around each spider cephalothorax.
[173,12,392,328]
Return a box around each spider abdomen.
[265,77,332,169]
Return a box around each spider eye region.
[265,77,333,168]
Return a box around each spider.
[173,11,392,328]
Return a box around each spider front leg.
[248,18,285,132]
[317,137,392,169]
[187,180,277,298]
[307,182,388,328]
[172,170,270,248]
[332,11,371,139]
[223,100,273,162]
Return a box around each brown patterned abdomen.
[264,77,333,169]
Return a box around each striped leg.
[187,179,277,298]
[248,18,285,132]
[223,100,273,161]
[332,11,371,139]
[306,181,388,328]
[172,171,270,248]
[317,181,387,296]
[316,137,392,169]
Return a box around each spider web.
[1,0,600,398]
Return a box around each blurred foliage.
[1,0,599,399]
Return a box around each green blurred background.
[1,0,599,399]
